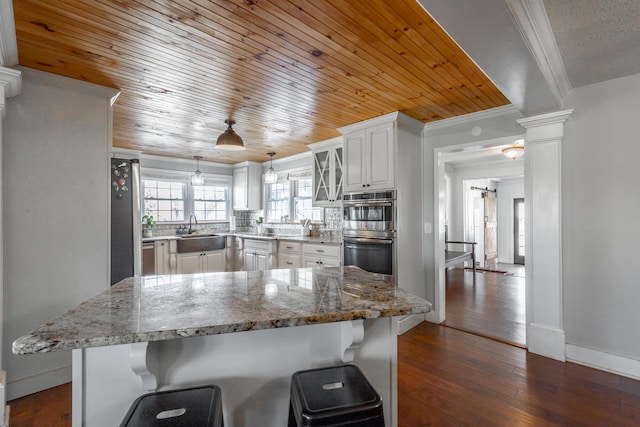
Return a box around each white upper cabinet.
[233,162,263,210]
[310,137,344,206]
[342,121,395,192]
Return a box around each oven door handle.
[343,237,394,245]
[344,201,393,207]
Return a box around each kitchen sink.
[177,235,225,253]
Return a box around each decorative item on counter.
[255,216,264,235]
[142,214,156,238]
[301,219,311,236]
[111,161,129,199]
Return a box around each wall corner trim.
[528,323,566,361]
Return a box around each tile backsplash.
[151,207,342,237]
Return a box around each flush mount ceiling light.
[215,119,245,151]
[502,140,525,160]
[191,155,204,186]
[263,152,278,184]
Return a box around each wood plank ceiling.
[12,0,510,164]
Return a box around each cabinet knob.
[362,184,366,188]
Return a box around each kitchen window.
[265,177,322,223]
[194,185,229,221]
[143,179,185,222]
[142,171,231,223]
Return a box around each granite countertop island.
[13,266,428,354]
[13,266,430,427]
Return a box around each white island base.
[73,318,398,427]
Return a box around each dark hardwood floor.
[7,381,71,427]
[398,322,640,426]
[444,265,526,346]
[8,322,640,426]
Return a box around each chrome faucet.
[188,214,198,234]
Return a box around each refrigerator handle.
[131,159,142,276]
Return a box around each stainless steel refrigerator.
[110,158,142,285]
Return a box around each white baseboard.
[497,258,513,264]
[424,310,444,324]
[397,314,425,335]
[566,344,640,381]
[528,323,566,361]
[7,365,72,401]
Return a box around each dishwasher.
[142,242,155,275]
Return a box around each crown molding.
[505,0,572,105]
[423,105,520,131]
[0,66,21,117]
[338,111,423,134]
[308,136,343,150]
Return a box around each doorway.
[434,135,527,346]
[514,198,525,265]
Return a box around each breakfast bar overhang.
[13,266,431,427]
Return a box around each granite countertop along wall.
[143,231,343,245]
[13,266,430,355]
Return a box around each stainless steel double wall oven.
[342,191,396,282]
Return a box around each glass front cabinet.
[311,137,343,207]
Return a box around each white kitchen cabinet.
[310,137,343,206]
[342,122,394,192]
[339,112,425,320]
[302,243,341,268]
[154,239,177,275]
[245,251,269,271]
[278,241,301,268]
[233,162,263,210]
[244,238,276,271]
[177,250,226,274]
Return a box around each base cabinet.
[278,241,301,268]
[244,239,275,271]
[302,243,341,268]
[177,250,225,274]
[245,251,269,271]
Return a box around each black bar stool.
[288,364,385,427]
[120,385,223,427]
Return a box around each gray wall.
[562,72,640,359]
[3,67,116,399]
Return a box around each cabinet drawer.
[278,254,301,269]
[303,244,341,259]
[278,241,301,255]
[244,239,270,252]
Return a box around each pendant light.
[216,119,245,151]
[263,152,278,184]
[191,156,204,186]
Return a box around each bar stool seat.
[288,364,385,427]
[120,385,223,427]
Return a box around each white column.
[0,66,22,426]
[517,109,572,361]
